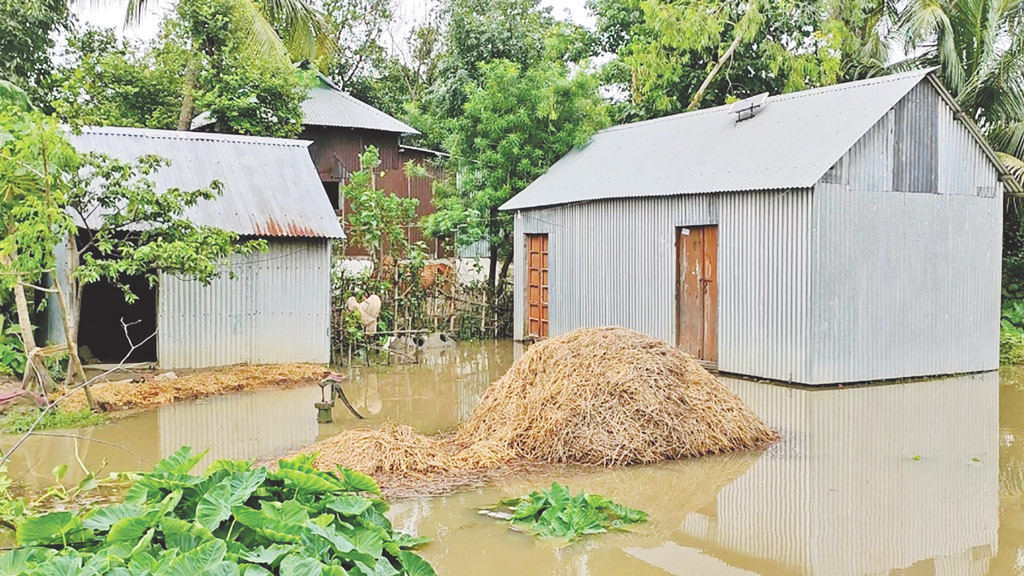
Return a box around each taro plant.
[480,482,646,544]
[5,446,436,576]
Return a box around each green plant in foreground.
[4,446,436,576]
[482,482,647,544]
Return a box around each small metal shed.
[503,70,1018,385]
[50,127,344,369]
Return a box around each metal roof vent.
[729,92,769,122]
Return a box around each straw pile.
[61,363,321,412]
[453,327,777,465]
[300,327,777,493]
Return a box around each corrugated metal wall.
[158,238,332,368]
[513,191,814,381]
[809,81,1002,383]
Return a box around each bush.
[1002,321,1024,365]
[5,447,436,576]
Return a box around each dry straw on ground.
[299,327,778,494]
[61,363,321,412]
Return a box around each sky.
[76,0,597,48]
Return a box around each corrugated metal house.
[49,127,344,369]
[194,73,448,257]
[503,69,1018,385]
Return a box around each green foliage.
[49,28,185,130]
[4,447,435,576]
[0,0,70,103]
[67,153,267,302]
[343,147,424,265]
[426,59,607,263]
[484,483,647,544]
[1002,322,1024,365]
[591,0,865,119]
[0,408,108,434]
[0,107,78,288]
[0,314,25,377]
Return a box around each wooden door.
[676,226,718,362]
[526,234,549,338]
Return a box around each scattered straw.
[297,327,778,495]
[60,364,321,412]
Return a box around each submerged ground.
[3,341,1022,575]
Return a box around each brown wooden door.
[526,234,549,338]
[676,226,718,362]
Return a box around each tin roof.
[69,126,345,239]
[501,69,1014,211]
[191,74,419,135]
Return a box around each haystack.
[453,327,776,465]
[301,327,776,492]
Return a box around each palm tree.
[890,0,1024,182]
[117,0,328,61]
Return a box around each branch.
[0,320,156,469]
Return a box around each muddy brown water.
[4,342,1024,574]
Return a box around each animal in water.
[346,294,382,335]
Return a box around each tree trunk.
[687,21,746,111]
[13,280,55,393]
[177,61,198,131]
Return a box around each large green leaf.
[336,468,380,495]
[0,547,54,575]
[325,495,373,517]
[196,469,266,530]
[397,551,436,576]
[82,503,147,531]
[155,540,235,576]
[161,517,216,551]
[16,512,90,546]
[152,447,209,476]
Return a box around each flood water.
[4,342,1024,575]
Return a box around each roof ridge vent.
[729,92,769,122]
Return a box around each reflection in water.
[668,373,1000,576]
[0,340,514,489]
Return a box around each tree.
[425,59,608,295]
[342,146,424,274]
[50,8,309,138]
[170,0,309,135]
[589,0,886,119]
[0,99,77,392]
[889,0,1024,179]
[0,0,70,103]
[49,29,184,130]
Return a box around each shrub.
[5,447,436,576]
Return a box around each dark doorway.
[78,275,157,363]
[323,181,341,212]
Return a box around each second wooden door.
[676,226,718,362]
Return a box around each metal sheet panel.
[69,127,345,239]
[158,239,332,368]
[299,86,419,134]
[513,192,813,382]
[718,190,812,382]
[502,70,934,211]
[809,183,1001,383]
